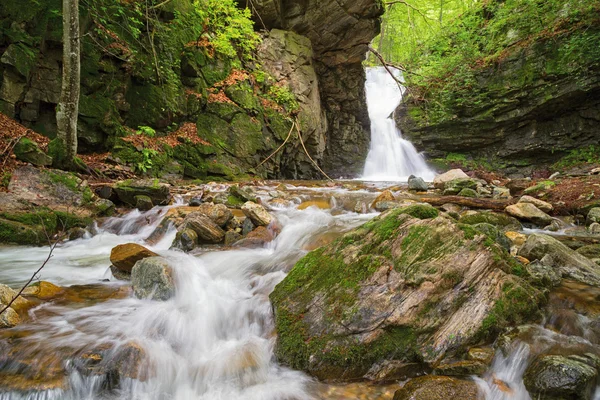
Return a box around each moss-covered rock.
[13,137,52,166]
[271,207,543,381]
[114,179,171,207]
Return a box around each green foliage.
[552,145,600,170]
[136,148,159,173]
[136,125,156,138]
[0,172,11,189]
[267,85,300,112]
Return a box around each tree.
[54,0,80,169]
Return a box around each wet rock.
[172,228,198,252]
[233,226,274,248]
[241,217,255,236]
[505,203,553,226]
[0,306,20,328]
[110,265,131,281]
[433,169,469,189]
[408,175,428,191]
[224,230,243,246]
[68,227,87,240]
[13,137,52,166]
[577,245,600,260]
[459,211,522,231]
[183,212,225,243]
[518,234,600,286]
[188,196,203,206]
[518,195,553,213]
[110,243,159,273]
[134,195,153,211]
[589,223,600,235]
[22,281,65,300]
[0,284,30,311]
[433,360,487,376]
[587,208,600,226]
[393,375,480,400]
[467,347,495,365]
[208,204,233,227]
[241,201,273,227]
[113,179,171,206]
[229,185,257,203]
[443,178,478,196]
[371,190,395,209]
[526,260,562,287]
[131,257,175,301]
[365,361,429,383]
[271,207,543,381]
[457,188,478,198]
[523,354,599,400]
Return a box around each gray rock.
[131,257,175,301]
[189,196,202,206]
[408,175,428,191]
[590,223,600,235]
[505,203,553,226]
[518,195,553,213]
[526,260,562,287]
[393,376,479,400]
[172,228,198,252]
[183,213,225,243]
[587,208,600,226]
[13,137,52,167]
[443,178,478,195]
[524,354,599,400]
[433,169,469,189]
[518,234,600,286]
[134,195,153,211]
[229,185,257,203]
[241,201,273,226]
[241,218,255,236]
[114,179,171,206]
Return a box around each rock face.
[131,257,176,301]
[518,234,600,286]
[524,354,599,400]
[246,0,385,176]
[271,205,543,381]
[110,243,159,273]
[393,376,480,400]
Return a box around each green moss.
[47,138,67,168]
[459,212,520,229]
[0,209,91,245]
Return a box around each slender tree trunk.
[439,0,444,26]
[55,0,80,169]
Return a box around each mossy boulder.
[114,179,171,207]
[270,205,543,381]
[13,137,52,166]
[458,211,522,231]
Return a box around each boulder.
[393,376,480,400]
[443,178,478,196]
[590,223,600,235]
[433,169,469,189]
[229,185,257,203]
[576,245,600,260]
[467,347,495,365]
[505,203,553,226]
[241,202,273,227]
[233,226,274,248]
[587,208,600,226]
[518,234,600,286]
[13,137,52,166]
[471,223,511,251]
[371,190,395,209]
[183,212,225,243]
[208,204,233,227]
[408,175,428,191]
[518,195,553,213]
[134,195,153,211]
[492,187,511,199]
[224,230,243,246]
[271,205,543,381]
[459,211,522,231]
[0,283,30,311]
[457,188,478,198]
[524,354,599,400]
[110,243,158,273]
[526,261,562,287]
[0,306,20,328]
[22,281,65,300]
[131,257,176,301]
[113,179,171,206]
[172,228,198,252]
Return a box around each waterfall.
[362,67,435,182]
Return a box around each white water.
[362,67,435,182]
[0,202,376,400]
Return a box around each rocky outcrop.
[270,205,543,381]
[244,0,385,176]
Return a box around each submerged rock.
[271,204,542,381]
[241,201,273,227]
[110,243,158,273]
[131,257,175,301]
[518,234,600,286]
[524,354,599,400]
[393,375,480,400]
[505,203,553,226]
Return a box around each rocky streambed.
[0,167,599,399]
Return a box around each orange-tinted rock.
[110,243,158,273]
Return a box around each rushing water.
[362,67,435,182]
[0,187,381,399]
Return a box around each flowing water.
[362,67,435,182]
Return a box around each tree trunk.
[55,0,80,169]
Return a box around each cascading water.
[362,67,435,182]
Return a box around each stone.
[224,230,243,246]
[241,217,255,236]
[73,341,147,384]
[576,245,600,260]
[110,265,131,281]
[433,169,469,189]
[208,204,233,227]
[408,175,428,191]
[241,202,273,227]
[13,137,52,166]
[189,196,202,206]
[131,257,176,301]
[134,195,153,211]
[506,179,533,196]
[518,234,600,286]
[271,207,543,381]
[472,223,511,251]
[371,190,395,208]
[441,203,461,214]
[0,283,30,311]
[434,360,487,376]
[114,179,171,207]
[505,203,553,226]
[457,188,478,198]
[518,195,553,213]
[233,226,274,248]
[229,185,257,203]
[110,243,158,273]
[183,213,225,243]
[589,223,600,235]
[68,227,87,241]
[587,208,600,226]
[393,376,480,400]
[467,347,495,365]
[0,306,20,328]
[524,354,599,400]
[459,211,522,231]
[526,260,562,287]
[22,281,65,300]
[492,187,511,199]
[505,231,527,247]
[523,181,556,196]
[172,228,198,252]
[443,178,478,196]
